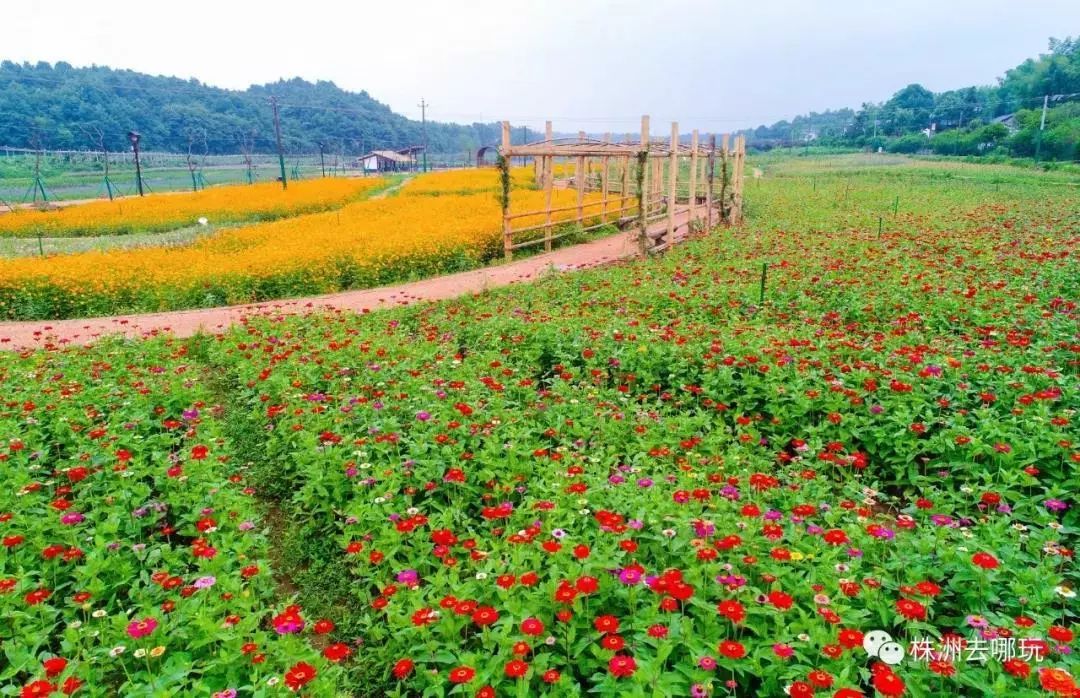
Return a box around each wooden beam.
[667,122,678,243]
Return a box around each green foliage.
[0,61,501,155]
[745,37,1080,162]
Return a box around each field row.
[0,169,621,320]
[0,162,1075,696]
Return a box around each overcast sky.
[6,0,1079,133]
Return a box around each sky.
[6,0,1080,133]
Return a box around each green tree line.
[745,36,1080,162]
[0,62,512,155]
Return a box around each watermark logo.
[864,630,1048,665]
[863,630,905,665]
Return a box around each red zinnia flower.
[323,643,351,662]
[594,615,619,634]
[788,681,815,698]
[717,599,746,624]
[284,662,316,692]
[21,681,56,698]
[1003,658,1031,679]
[392,658,414,679]
[449,666,476,684]
[719,640,746,659]
[42,657,67,678]
[504,660,529,678]
[971,552,999,569]
[608,655,637,678]
[895,598,927,621]
[1039,668,1077,696]
[838,628,864,649]
[471,606,499,626]
[823,529,848,545]
[769,590,794,611]
[521,617,545,636]
[871,666,905,697]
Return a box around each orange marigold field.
[0,177,388,238]
[0,185,614,319]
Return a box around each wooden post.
[575,131,586,222]
[501,121,513,260]
[544,121,554,251]
[667,122,678,243]
[706,134,716,230]
[638,115,650,256]
[733,136,745,223]
[688,129,699,223]
[621,155,630,218]
[721,133,731,223]
[601,132,610,223]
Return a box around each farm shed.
[360,150,414,172]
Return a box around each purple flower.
[60,512,85,525]
[870,404,884,414]
[415,411,431,422]
[698,656,717,670]
[636,478,654,488]
[618,567,643,585]
[396,569,420,586]
[1045,499,1069,512]
[194,576,217,589]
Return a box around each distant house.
[991,113,1018,132]
[360,150,414,172]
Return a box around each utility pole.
[128,131,145,197]
[318,142,327,177]
[521,125,528,166]
[418,97,429,172]
[270,96,287,190]
[1035,94,1049,163]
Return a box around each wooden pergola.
[496,115,745,260]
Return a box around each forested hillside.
[0,62,505,154]
[746,36,1080,160]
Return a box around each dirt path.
[0,206,707,350]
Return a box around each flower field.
[0,158,1077,697]
[0,178,389,238]
[400,168,536,196]
[0,174,608,321]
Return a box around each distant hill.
[0,61,507,155]
[742,36,1080,161]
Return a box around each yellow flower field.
[400,167,535,195]
[0,185,619,319]
[0,177,388,238]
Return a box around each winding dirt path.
[0,207,705,350]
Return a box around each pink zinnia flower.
[127,617,158,639]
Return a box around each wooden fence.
[496,116,745,260]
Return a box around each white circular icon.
[877,641,906,665]
[863,630,893,656]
